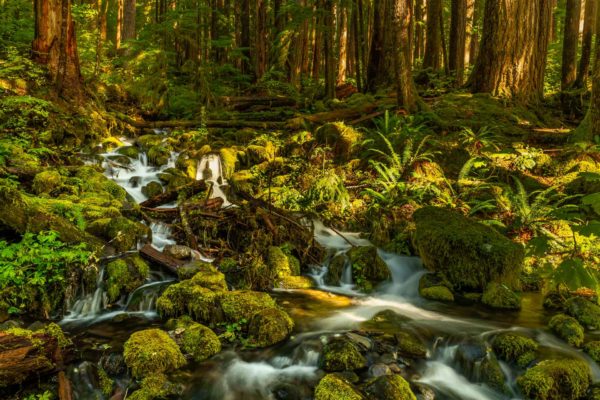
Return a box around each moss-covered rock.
[584,341,600,363]
[315,122,362,162]
[413,207,524,291]
[172,319,221,362]
[219,148,238,179]
[32,170,64,195]
[454,340,506,391]
[346,246,390,292]
[141,181,163,198]
[314,374,364,400]
[492,332,538,368]
[189,262,228,291]
[418,274,454,301]
[320,338,367,372]
[325,255,346,286]
[137,134,165,151]
[364,375,416,400]
[516,359,590,400]
[248,308,294,347]
[156,281,219,322]
[123,329,186,379]
[564,296,600,330]
[267,246,300,278]
[116,145,140,159]
[127,373,181,400]
[395,330,427,359]
[89,217,150,252]
[219,290,277,322]
[147,145,171,167]
[482,283,521,310]
[106,254,150,303]
[277,275,315,289]
[548,314,584,347]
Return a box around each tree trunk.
[94,0,108,75]
[393,0,419,111]
[337,4,349,85]
[575,0,597,87]
[423,0,443,70]
[469,0,553,103]
[562,0,582,90]
[116,0,123,50]
[255,0,268,80]
[241,0,251,75]
[352,0,363,91]
[122,0,136,43]
[324,0,336,98]
[32,0,81,98]
[468,0,482,65]
[449,0,467,85]
[590,4,600,137]
[366,0,395,91]
[414,0,425,62]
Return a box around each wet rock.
[363,375,417,400]
[268,246,301,278]
[170,318,221,362]
[413,206,524,291]
[320,338,367,372]
[272,382,302,400]
[189,262,228,291]
[492,332,538,368]
[219,290,277,322]
[517,359,590,400]
[481,283,521,310]
[395,331,427,359]
[369,363,392,377]
[123,329,186,378]
[164,244,192,260]
[116,145,140,159]
[413,383,436,400]
[419,274,454,302]
[455,339,506,391]
[127,372,182,400]
[129,176,142,188]
[378,353,396,364]
[100,352,126,376]
[361,309,411,332]
[346,246,390,292]
[564,296,600,329]
[106,254,149,303]
[277,276,315,289]
[548,313,584,347]
[346,332,373,351]
[141,181,163,198]
[314,373,364,400]
[147,145,171,167]
[88,216,151,252]
[248,308,295,347]
[325,255,346,286]
[156,281,219,322]
[584,341,600,363]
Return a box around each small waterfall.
[149,221,176,251]
[62,266,108,322]
[196,153,232,207]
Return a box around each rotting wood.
[139,244,186,274]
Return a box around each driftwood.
[139,180,208,209]
[140,244,186,274]
[0,330,62,388]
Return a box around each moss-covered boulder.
[517,359,590,400]
[418,274,454,302]
[364,375,417,400]
[315,122,362,162]
[325,255,346,286]
[32,170,64,195]
[106,254,150,303]
[127,373,181,400]
[314,374,364,400]
[248,308,294,347]
[455,340,506,392]
[137,134,165,151]
[141,181,163,198]
[219,290,277,322]
[147,145,172,167]
[88,217,151,252]
[564,296,600,330]
[395,331,427,359]
[173,320,221,362]
[584,341,600,363]
[548,314,584,347]
[277,275,315,289]
[156,281,219,322]
[346,246,390,292]
[123,329,186,378]
[482,283,521,310]
[116,145,140,159]
[320,338,367,372]
[219,148,238,179]
[189,262,228,291]
[492,332,538,368]
[413,207,524,291]
[267,246,301,278]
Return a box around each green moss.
[106,255,150,303]
[492,333,538,368]
[277,276,315,289]
[420,286,454,302]
[43,323,71,349]
[548,314,584,347]
[481,355,507,393]
[346,246,390,292]
[141,181,163,198]
[189,262,228,291]
[395,330,427,359]
[414,207,524,291]
[364,375,417,400]
[98,217,150,252]
[517,359,590,400]
[315,122,362,162]
[482,283,521,310]
[127,373,181,400]
[325,255,346,286]
[116,145,140,159]
[248,308,294,347]
[98,366,114,397]
[123,329,186,379]
[268,246,293,278]
[219,148,238,178]
[156,281,219,322]
[564,296,600,330]
[321,339,367,372]
[314,374,364,400]
[147,145,171,167]
[178,322,221,362]
[137,134,165,151]
[32,170,64,195]
[584,341,600,363]
[219,290,277,322]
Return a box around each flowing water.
[65,145,600,399]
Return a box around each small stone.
[369,363,392,377]
[345,332,373,351]
[164,245,192,260]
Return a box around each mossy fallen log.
[139,244,186,274]
[139,180,208,209]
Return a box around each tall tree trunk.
[312,1,323,82]
[122,0,136,43]
[449,0,467,85]
[32,0,81,98]
[393,0,419,111]
[366,0,395,91]
[116,0,123,50]
[240,0,251,75]
[337,4,349,85]
[589,4,600,137]
[562,0,582,90]
[94,0,108,75]
[255,0,268,80]
[324,0,336,98]
[414,0,425,62]
[576,0,597,87]
[469,0,553,103]
[423,0,442,70]
[352,0,363,91]
[468,0,482,65]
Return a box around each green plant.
[459,126,500,154]
[302,169,350,212]
[218,318,248,343]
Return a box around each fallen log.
[139,180,208,209]
[219,95,297,111]
[0,330,62,388]
[115,115,287,130]
[141,198,224,219]
[140,244,186,274]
